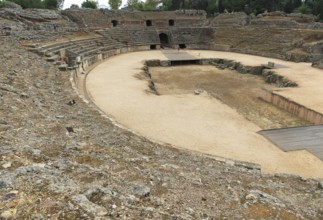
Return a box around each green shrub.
[81,0,97,9]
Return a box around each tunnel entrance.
[146,20,152,26]
[159,33,169,48]
[111,20,118,27]
[179,44,186,49]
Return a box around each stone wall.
[261,88,323,124]
[170,27,215,46]
[62,9,206,30]
[211,12,250,27]
[1,7,323,65]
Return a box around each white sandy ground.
[85,50,323,178]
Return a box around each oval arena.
[1,7,323,218]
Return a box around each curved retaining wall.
[71,45,322,126]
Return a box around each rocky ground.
[0,35,322,219]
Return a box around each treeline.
[0,0,64,9]
[216,0,323,17]
[1,0,322,21]
[126,0,323,21]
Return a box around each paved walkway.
[259,125,323,160]
[161,49,197,60]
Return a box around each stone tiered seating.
[62,9,112,29]
[213,26,323,62]
[35,34,132,70]
[170,27,213,44]
[124,27,160,45]
[97,27,160,46]
[38,38,103,55]
[97,27,133,45]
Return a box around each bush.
[293,4,312,14]
[81,0,97,9]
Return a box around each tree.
[168,0,181,10]
[294,3,312,14]
[142,0,160,10]
[70,4,80,8]
[81,0,98,9]
[126,0,144,10]
[160,0,172,10]
[44,0,59,9]
[283,0,302,13]
[318,0,323,21]
[206,0,218,14]
[218,0,225,12]
[0,0,5,8]
[9,0,45,9]
[108,0,122,9]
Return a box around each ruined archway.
[159,33,169,48]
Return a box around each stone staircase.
[31,36,127,70]
[124,27,160,45]
[213,26,323,62]
[97,27,133,45]
[170,27,214,45]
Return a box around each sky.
[63,0,127,9]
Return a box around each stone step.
[46,55,59,62]
[58,64,68,71]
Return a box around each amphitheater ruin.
[0,5,323,219]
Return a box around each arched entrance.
[146,20,152,26]
[159,33,169,48]
[111,20,118,27]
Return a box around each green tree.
[160,0,172,10]
[0,0,5,8]
[294,3,312,14]
[283,0,302,13]
[318,0,323,21]
[143,0,161,11]
[206,0,219,14]
[70,4,80,8]
[10,0,45,9]
[126,0,144,10]
[108,0,122,9]
[44,0,58,9]
[81,0,98,9]
[218,0,225,12]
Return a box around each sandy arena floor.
[85,50,323,178]
[149,65,310,130]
